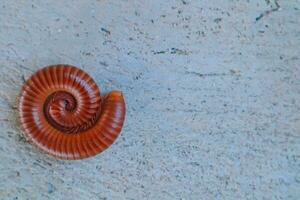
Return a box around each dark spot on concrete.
[181,0,188,5]
[99,61,108,66]
[214,18,222,23]
[101,28,111,35]
[170,48,189,55]
[47,183,56,194]
[153,50,167,55]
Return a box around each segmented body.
[19,64,126,160]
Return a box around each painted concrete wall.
[0,0,299,199]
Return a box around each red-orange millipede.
[18,64,126,160]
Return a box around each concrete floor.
[0,0,299,199]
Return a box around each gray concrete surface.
[0,0,299,199]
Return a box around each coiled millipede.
[18,64,126,160]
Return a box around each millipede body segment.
[18,64,126,160]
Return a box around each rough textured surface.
[0,0,299,199]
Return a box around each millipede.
[18,64,126,160]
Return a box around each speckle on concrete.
[0,0,299,199]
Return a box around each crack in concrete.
[256,0,281,21]
[185,71,227,78]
